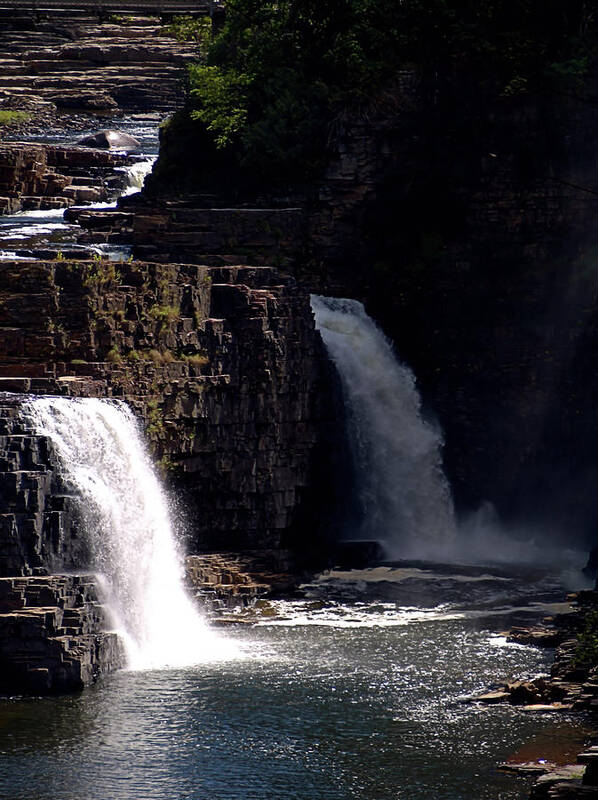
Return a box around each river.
[0,117,593,800]
[0,564,590,800]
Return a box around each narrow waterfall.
[122,156,157,195]
[311,295,457,559]
[22,397,236,669]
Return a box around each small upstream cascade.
[121,156,156,195]
[22,397,236,670]
[311,295,457,559]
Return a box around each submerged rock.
[76,130,140,152]
[530,765,586,798]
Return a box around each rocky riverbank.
[0,141,139,215]
[476,592,598,713]
[474,591,598,797]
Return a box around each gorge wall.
[125,70,598,550]
[0,259,334,577]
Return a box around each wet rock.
[578,747,598,785]
[476,690,511,704]
[499,761,556,775]
[0,260,330,564]
[332,540,385,569]
[508,679,543,704]
[0,574,125,694]
[530,766,586,798]
[508,626,565,647]
[186,551,300,614]
[76,130,140,152]
[0,142,134,214]
[46,91,118,111]
[582,548,598,583]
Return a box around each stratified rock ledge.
[0,574,125,694]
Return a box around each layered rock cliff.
[0,259,333,575]
[127,72,598,550]
[0,8,198,136]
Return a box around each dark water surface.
[0,566,592,800]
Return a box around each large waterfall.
[311,295,457,559]
[22,397,236,670]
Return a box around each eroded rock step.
[75,200,306,265]
[0,574,125,694]
[0,258,328,561]
[186,550,300,612]
[0,141,136,214]
[0,11,200,120]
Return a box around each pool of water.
[0,565,592,800]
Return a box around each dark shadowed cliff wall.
[138,64,598,549]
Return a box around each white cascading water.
[311,295,457,559]
[122,157,156,195]
[22,396,237,670]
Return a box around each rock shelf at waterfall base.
[0,575,125,694]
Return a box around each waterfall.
[311,295,457,559]
[121,156,156,195]
[22,396,237,670]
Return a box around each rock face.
[0,9,198,134]
[0,395,85,576]
[0,259,333,571]
[0,574,125,693]
[0,142,135,214]
[138,72,598,548]
[185,550,300,612]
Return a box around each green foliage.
[148,304,180,331]
[148,348,164,364]
[143,348,176,364]
[179,351,209,368]
[146,399,165,436]
[575,609,598,669]
[0,110,31,127]
[158,455,179,475]
[78,258,121,292]
[164,15,211,50]
[106,347,122,365]
[107,13,148,25]
[180,0,597,183]
[548,55,589,90]
[189,65,251,148]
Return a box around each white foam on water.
[119,156,156,195]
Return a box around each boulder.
[76,130,140,152]
[507,679,543,704]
